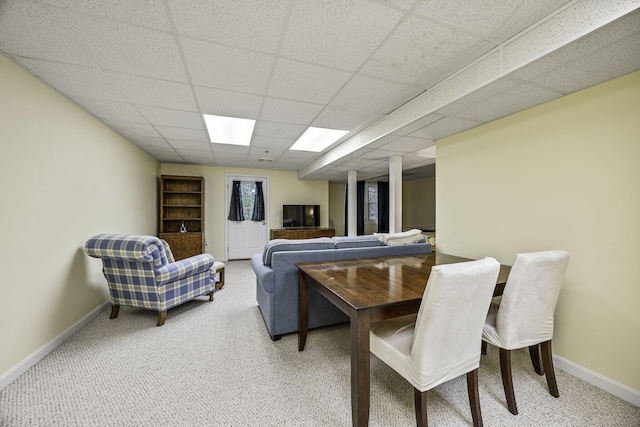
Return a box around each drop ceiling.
[1,0,639,182]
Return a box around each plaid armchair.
[85,234,215,326]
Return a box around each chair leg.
[499,348,518,415]
[157,311,167,327]
[466,369,483,427]
[208,291,214,301]
[481,340,487,355]
[529,344,544,375]
[110,305,120,319]
[540,340,559,398]
[414,388,428,427]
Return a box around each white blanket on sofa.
[374,228,424,246]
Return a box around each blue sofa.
[251,234,432,340]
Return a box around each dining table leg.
[351,309,371,427]
[298,270,309,351]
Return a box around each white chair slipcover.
[482,250,570,415]
[370,257,500,427]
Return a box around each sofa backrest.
[262,237,334,266]
[331,235,383,249]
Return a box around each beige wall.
[403,176,436,229]
[437,71,640,391]
[329,178,437,235]
[160,164,329,259]
[329,183,346,236]
[0,54,159,378]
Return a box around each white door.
[226,174,269,260]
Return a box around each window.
[366,184,377,221]
[240,182,256,220]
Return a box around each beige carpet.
[1,260,638,426]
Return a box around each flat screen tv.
[282,204,320,228]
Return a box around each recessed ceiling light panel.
[290,127,349,152]
[203,114,255,146]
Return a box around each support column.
[389,156,402,233]
[348,171,357,237]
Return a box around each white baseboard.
[554,354,640,407]
[0,301,110,391]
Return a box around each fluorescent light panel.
[203,114,255,146]
[290,127,349,152]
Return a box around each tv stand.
[270,228,335,240]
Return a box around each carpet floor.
[1,260,638,426]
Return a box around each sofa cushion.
[332,235,383,249]
[262,237,334,266]
[374,229,426,246]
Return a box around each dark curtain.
[344,184,349,236]
[377,181,389,233]
[357,180,365,236]
[251,181,265,221]
[228,180,244,221]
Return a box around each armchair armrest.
[156,253,214,285]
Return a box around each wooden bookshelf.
[159,175,204,260]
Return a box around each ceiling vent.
[258,157,274,162]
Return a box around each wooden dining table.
[296,252,511,427]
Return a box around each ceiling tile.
[39,0,172,30]
[194,86,263,120]
[131,137,172,149]
[181,37,273,94]
[409,116,483,140]
[210,145,250,155]
[168,0,289,54]
[436,78,563,123]
[155,126,208,142]
[50,10,188,81]
[260,98,324,125]
[392,113,444,136]
[178,150,216,164]
[361,15,494,87]
[510,11,640,94]
[215,154,249,166]
[359,149,406,159]
[167,139,213,152]
[312,106,384,131]
[250,136,295,151]
[268,58,352,104]
[510,9,640,85]
[74,97,147,123]
[378,136,432,153]
[536,32,640,94]
[150,152,183,163]
[15,58,127,101]
[280,0,404,71]
[254,120,306,140]
[0,0,96,66]
[413,0,572,42]
[108,73,197,111]
[109,122,161,139]
[329,74,419,114]
[137,105,203,129]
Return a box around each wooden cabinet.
[159,175,204,260]
[270,228,335,240]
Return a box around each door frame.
[225,173,270,260]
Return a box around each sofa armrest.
[251,253,274,289]
[156,253,214,285]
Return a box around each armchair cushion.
[155,254,216,285]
